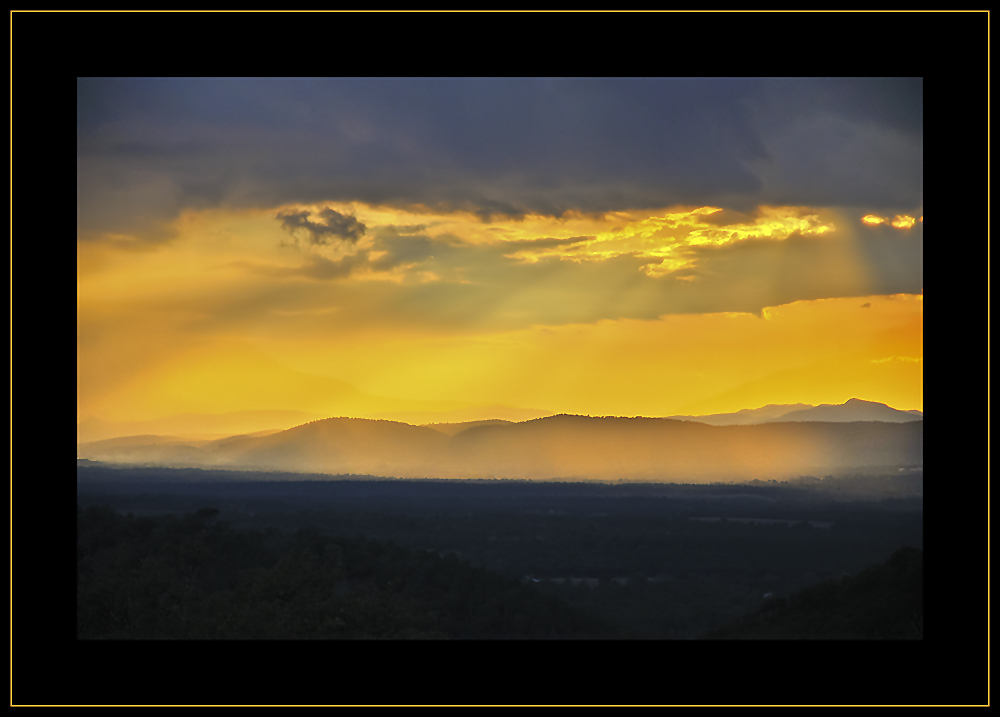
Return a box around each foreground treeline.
[705,546,923,639]
[78,500,924,640]
[77,505,608,639]
[78,473,924,639]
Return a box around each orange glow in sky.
[77,79,923,444]
[77,202,923,431]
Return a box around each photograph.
[75,76,924,648]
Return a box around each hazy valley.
[77,399,923,483]
[76,396,924,645]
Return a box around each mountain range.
[667,398,922,426]
[761,399,923,423]
[77,401,923,482]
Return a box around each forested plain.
[77,465,923,640]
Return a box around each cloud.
[377,224,429,237]
[862,214,920,230]
[234,252,370,281]
[670,223,922,311]
[237,226,456,282]
[502,236,594,250]
[77,78,922,242]
[277,207,367,245]
[368,233,443,273]
[223,205,921,331]
[499,236,595,262]
[861,302,871,308]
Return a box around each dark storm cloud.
[276,207,367,245]
[78,77,922,241]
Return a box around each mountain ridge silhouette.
[77,409,923,482]
[761,398,923,424]
[669,399,921,426]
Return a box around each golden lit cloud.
[495,205,839,280]
[78,199,922,427]
[862,213,919,229]
[142,202,850,295]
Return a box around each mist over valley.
[77,400,922,483]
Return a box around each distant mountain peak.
[665,404,812,426]
[763,399,921,424]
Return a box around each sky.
[77,77,922,432]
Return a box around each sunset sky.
[77,78,922,431]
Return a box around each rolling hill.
[705,546,923,639]
[77,413,923,482]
